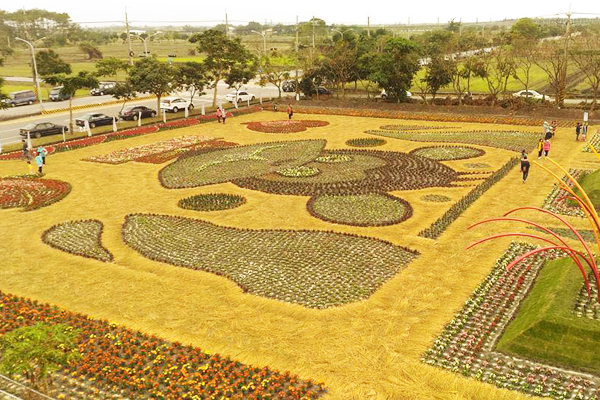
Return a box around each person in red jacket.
[543,139,551,157]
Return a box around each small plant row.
[582,132,600,153]
[122,213,419,309]
[178,193,247,211]
[379,124,458,131]
[464,162,492,169]
[418,157,519,239]
[244,120,329,133]
[0,290,326,399]
[409,145,486,161]
[365,128,541,152]
[0,176,71,212]
[84,136,223,165]
[422,243,600,399]
[283,105,578,127]
[574,273,600,321]
[0,106,264,160]
[345,138,387,147]
[540,169,589,218]
[42,220,113,262]
[421,194,452,203]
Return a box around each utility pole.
[125,8,133,66]
[312,20,316,49]
[367,17,370,37]
[225,12,229,36]
[558,9,572,107]
[295,15,299,99]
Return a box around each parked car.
[225,91,255,103]
[20,122,68,138]
[76,113,114,128]
[513,90,545,100]
[282,80,296,92]
[91,82,117,96]
[49,86,71,102]
[3,90,37,107]
[316,87,331,95]
[160,97,194,113]
[377,89,412,99]
[119,105,157,121]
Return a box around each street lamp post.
[331,28,352,41]
[250,30,267,59]
[15,37,43,110]
[139,32,161,56]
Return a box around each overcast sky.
[4,0,600,26]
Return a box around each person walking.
[551,120,557,138]
[34,152,44,174]
[520,152,531,183]
[537,138,545,159]
[20,139,28,161]
[287,104,293,120]
[576,122,582,141]
[216,108,222,123]
[221,108,227,124]
[36,145,48,165]
[543,139,551,158]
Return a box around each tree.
[189,30,253,107]
[95,57,129,82]
[321,41,358,99]
[78,42,103,59]
[259,57,291,99]
[418,57,455,104]
[128,57,177,113]
[112,82,138,112]
[371,37,420,102]
[356,52,379,98]
[0,323,80,395]
[481,47,514,106]
[534,39,567,107]
[510,18,541,43]
[35,50,71,78]
[225,63,257,102]
[571,25,600,110]
[0,57,8,109]
[175,61,208,102]
[45,71,98,134]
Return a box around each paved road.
[0,82,288,147]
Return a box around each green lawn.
[497,256,600,374]
[572,168,600,211]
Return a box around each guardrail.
[41,95,156,115]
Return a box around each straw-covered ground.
[0,109,597,399]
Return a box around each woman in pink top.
[216,108,222,123]
[543,139,551,157]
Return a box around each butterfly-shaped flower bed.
[0,290,326,399]
[244,120,329,133]
[0,176,71,211]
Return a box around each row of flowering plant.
[244,120,329,133]
[540,169,589,218]
[422,243,600,399]
[0,106,264,160]
[286,105,577,127]
[582,132,600,153]
[0,176,71,211]
[0,290,327,399]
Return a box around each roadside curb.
[40,95,156,115]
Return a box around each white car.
[160,97,194,113]
[377,89,412,99]
[226,91,255,103]
[513,90,545,100]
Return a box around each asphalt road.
[0,82,289,147]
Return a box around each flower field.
[244,120,329,133]
[582,132,600,153]
[541,169,590,218]
[0,176,71,211]
[0,290,326,399]
[0,108,595,400]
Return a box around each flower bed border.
[419,157,519,239]
[541,169,589,218]
[409,145,486,161]
[582,132,600,153]
[244,120,330,133]
[0,176,72,212]
[422,243,600,399]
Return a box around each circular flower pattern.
[0,177,71,211]
[123,213,419,309]
[410,145,485,161]
[276,165,320,177]
[346,138,387,147]
[178,193,247,211]
[308,193,412,226]
[245,120,329,133]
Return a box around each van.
[5,90,37,107]
[49,86,71,102]
[90,82,117,96]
